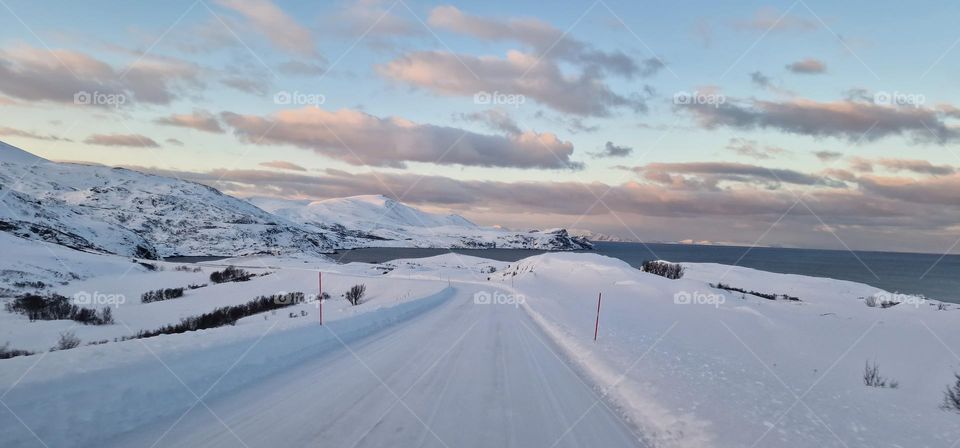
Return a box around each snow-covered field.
[1,241,958,447]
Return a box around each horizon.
[1,0,959,254]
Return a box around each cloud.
[858,174,960,206]
[592,141,633,158]
[214,0,317,57]
[726,138,787,160]
[634,161,843,189]
[328,0,422,42]
[678,96,959,143]
[813,150,843,162]
[786,58,826,74]
[84,134,160,148]
[0,126,71,142]
[377,6,651,117]
[165,138,184,146]
[734,7,819,32]
[258,160,307,171]
[378,50,646,117]
[220,107,579,169]
[459,109,522,135]
[154,110,224,133]
[750,71,772,88]
[277,60,326,76]
[855,158,956,176]
[219,76,270,95]
[427,6,652,78]
[0,44,199,106]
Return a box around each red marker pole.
[594,292,602,341]
[318,271,323,326]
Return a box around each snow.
[0,247,958,447]
[493,253,960,447]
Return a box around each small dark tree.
[345,284,367,306]
[942,374,960,413]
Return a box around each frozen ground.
[1,249,959,447]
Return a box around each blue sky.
[1,0,959,253]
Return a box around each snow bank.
[0,287,454,448]
[498,252,960,448]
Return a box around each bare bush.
[53,331,81,351]
[141,287,185,303]
[864,361,898,388]
[346,284,367,306]
[0,342,34,359]
[942,374,960,413]
[209,266,254,284]
[640,261,685,279]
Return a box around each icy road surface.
[106,285,642,448]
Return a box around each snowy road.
[105,284,642,448]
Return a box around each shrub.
[53,331,81,351]
[174,265,202,273]
[943,374,960,413]
[0,343,34,359]
[863,361,898,388]
[711,283,800,301]
[209,266,254,284]
[640,261,685,279]
[346,284,367,306]
[100,307,114,325]
[141,287,185,303]
[5,294,112,325]
[129,292,305,339]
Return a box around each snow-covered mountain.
[251,195,592,250]
[568,228,632,242]
[0,143,337,258]
[0,142,589,260]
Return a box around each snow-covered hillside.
[252,195,592,250]
[0,143,336,259]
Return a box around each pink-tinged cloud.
[378,50,645,117]
[84,134,160,148]
[0,44,199,105]
[154,110,224,133]
[786,58,827,74]
[215,0,317,57]
[220,107,579,169]
[679,97,958,142]
[426,6,655,78]
[259,160,307,171]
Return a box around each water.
[331,242,960,303]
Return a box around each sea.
[330,242,960,304]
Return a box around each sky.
[1,0,959,254]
